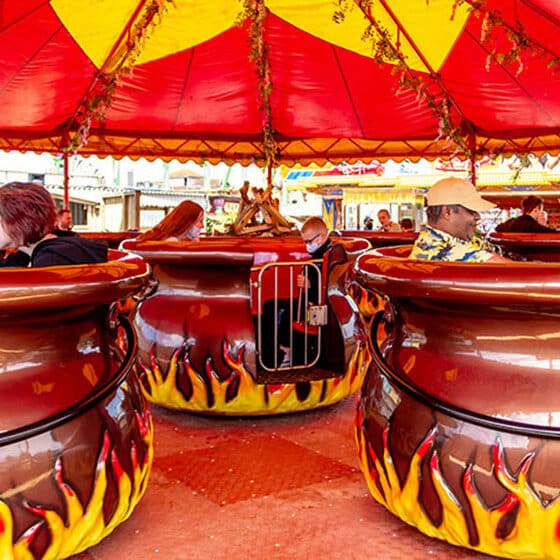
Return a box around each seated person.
[494,195,557,233]
[399,217,415,232]
[276,217,332,367]
[538,209,549,227]
[136,200,204,241]
[410,177,511,263]
[0,182,107,267]
[376,209,401,232]
[53,208,78,237]
[297,216,332,296]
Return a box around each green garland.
[64,0,174,154]
[333,0,557,171]
[65,0,552,177]
[455,0,560,75]
[334,0,470,156]
[237,0,277,170]
[454,0,560,176]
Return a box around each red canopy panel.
[0,0,559,165]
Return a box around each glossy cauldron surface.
[337,230,417,248]
[122,236,372,415]
[353,245,560,559]
[0,250,153,559]
[488,231,560,262]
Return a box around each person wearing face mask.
[274,217,332,367]
[298,216,332,292]
[410,177,511,262]
[136,200,204,242]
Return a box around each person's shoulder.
[495,217,517,232]
[535,223,557,233]
[32,236,107,267]
[410,225,447,260]
[38,237,77,249]
[52,228,79,237]
[1,250,30,267]
[512,215,556,233]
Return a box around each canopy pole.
[63,153,69,209]
[267,165,272,188]
[468,131,477,186]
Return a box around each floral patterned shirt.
[409,225,495,262]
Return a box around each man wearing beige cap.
[410,177,511,262]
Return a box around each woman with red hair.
[137,200,204,242]
[0,182,107,266]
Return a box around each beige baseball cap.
[426,177,496,212]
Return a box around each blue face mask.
[185,226,202,240]
[305,241,320,254]
[303,230,322,254]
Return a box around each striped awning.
[2,1,560,165]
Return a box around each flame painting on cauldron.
[137,336,370,415]
[356,406,560,559]
[0,251,153,559]
[353,245,560,559]
[1,410,152,560]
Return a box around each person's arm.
[1,250,31,267]
[296,263,321,304]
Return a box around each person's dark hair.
[426,204,461,223]
[137,200,203,241]
[399,218,414,230]
[522,195,543,214]
[0,182,57,246]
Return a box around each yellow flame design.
[0,408,153,560]
[355,406,560,559]
[138,337,371,415]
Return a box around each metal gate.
[255,261,328,372]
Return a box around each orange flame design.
[0,408,153,560]
[138,337,371,415]
[350,282,383,325]
[356,407,560,559]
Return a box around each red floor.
[74,395,493,560]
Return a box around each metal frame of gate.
[255,261,325,372]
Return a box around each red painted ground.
[74,395,493,560]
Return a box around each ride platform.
[74,396,492,560]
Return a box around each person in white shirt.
[377,209,401,232]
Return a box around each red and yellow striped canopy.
[1,0,560,165]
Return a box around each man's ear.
[440,205,451,220]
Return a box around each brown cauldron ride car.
[0,250,152,559]
[122,235,372,415]
[353,244,560,559]
[336,230,417,248]
[488,231,560,262]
